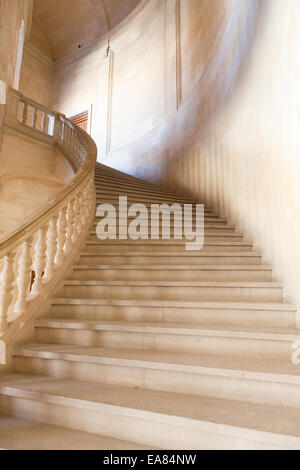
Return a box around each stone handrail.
[0,89,97,355]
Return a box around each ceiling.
[31,0,142,61]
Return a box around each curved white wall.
[55,0,300,308]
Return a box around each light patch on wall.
[13,19,25,90]
[0,80,6,104]
[0,340,6,364]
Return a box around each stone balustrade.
[0,89,97,355]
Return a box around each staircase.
[1,162,300,450]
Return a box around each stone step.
[94,214,227,223]
[88,232,244,243]
[78,251,262,266]
[49,299,297,329]
[94,174,192,195]
[69,264,272,282]
[1,375,300,450]
[92,221,235,230]
[84,240,253,253]
[62,280,283,302]
[10,346,300,408]
[0,416,150,450]
[34,319,300,361]
[96,189,193,203]
[96,198,206,208]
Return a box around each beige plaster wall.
[19,44,54,108]
[165,0,300,308]
[0,0,32,87]
[0,129,74,237]
[53,0,300,309]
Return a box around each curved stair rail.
[0,89,97,349]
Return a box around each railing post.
[6,88,21,120]
[65,200,75,252]
[31,227,47,298]
[0,252,15,333]
[55,207,68,266]
[15,237,34,314]
[44,217,58,282]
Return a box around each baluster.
[41,111,46,134]
[15,237,33,314]
[0,252,15,333]
[65,200,75,252]
[81,185,88,226]
[55,207,68,265]
[64,124,69,147]
[22,101,28,125]
[77,191,83,235]
[46,114,50,135]
[31,227,47,298]
[33,106,38,129]
[72,195,81,242]
[44,217,58,282]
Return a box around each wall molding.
[24,43,55,70]
[105,49,114,156]
[175,0,182,109]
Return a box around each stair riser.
[79,255,262,266]
[95,211,218,218]
[96,196,194,204]
[94,179,189,192]
[35,328,294,361]
[50,304,296,328]
[84,243,253,253]
[63,284,282,302]
[12,357,300,409]
[92,222,235,231]
[94,178,189,196]
[69,268,272,282]
[0,395,287,450]
[96,194,193,205]
[88,234,244,243]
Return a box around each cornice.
[24,43,55,70]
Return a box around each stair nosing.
[34,318,300,340]
[1,378,299,447]
[11,345,300,384]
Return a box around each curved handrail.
[0,88,97,341]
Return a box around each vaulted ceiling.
[30,0,142,61]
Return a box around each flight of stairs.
[1,163,300,450]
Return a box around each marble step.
[49,299,297,329]
[68,264,272,282]
[62,280,283,302]
[1,375,300,450]
[84,240,253,253]
[0,416,151,450]
[78,251,262,266]
[11,346,300,408]
[88,232,244,243]
[34,319,300,361]
[96,189,193,203]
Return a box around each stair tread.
[12,344,300,380]
[0,415,151,450]
[73,264,271,271]
[51,298,296,310]
[85,240,252,245]
[35,318,300,339]
[1,374,300,444]
[80,251,261,257]
[63,280,282,287]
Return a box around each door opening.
[70,111,89,133]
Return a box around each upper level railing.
[0,89,97,345]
